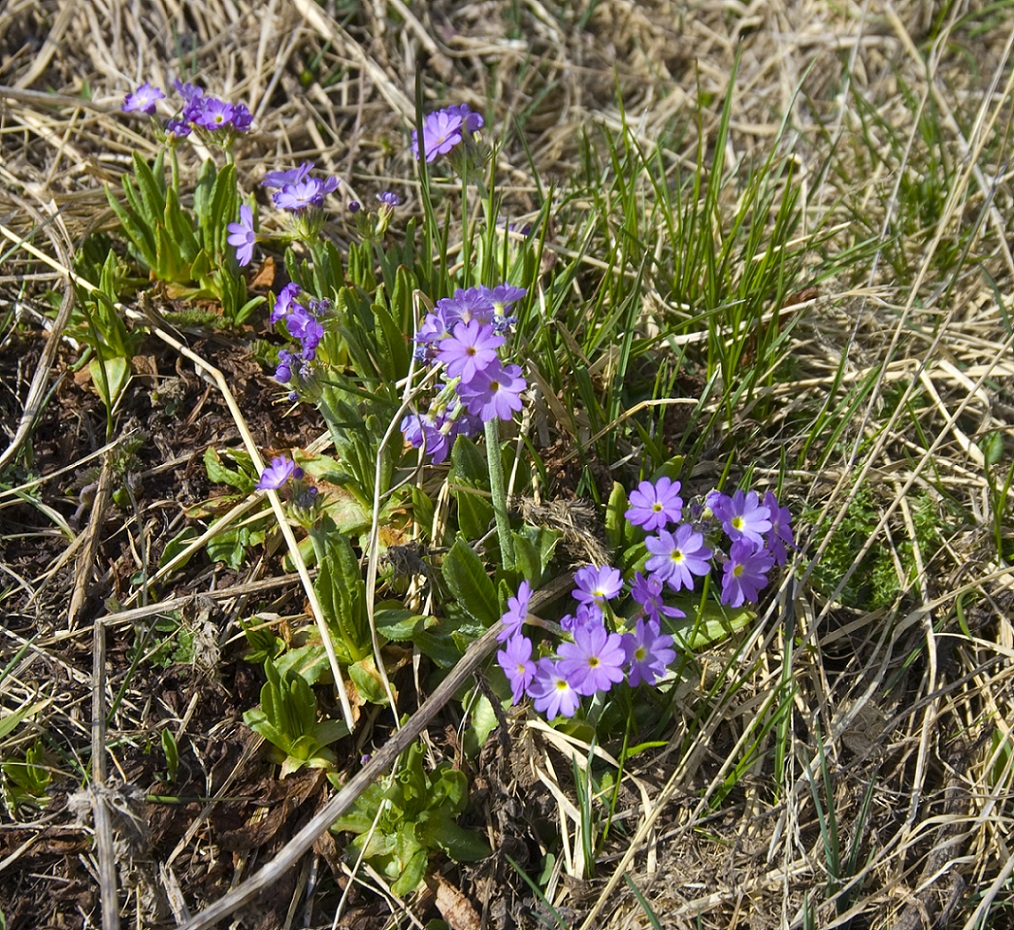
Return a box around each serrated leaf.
[441,537,499,627]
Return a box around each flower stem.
[484,417,515,571]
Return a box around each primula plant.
[112,73,801,906]
[109,79,263,324]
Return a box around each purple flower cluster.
[268,283,331,392]
[261,162,340,214]
[496,480,795,720]
[411,104,484,162]
[122,79,252,137]
[401,284,527,464]
[497,570,678,721]
[631,482,794,608]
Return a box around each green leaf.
[206,526,261,569]
[312,528,370,663]
[164,187,200,264]
[349,656,390,706]
[374,606,428,641]
[462,691,499,757]
[604,481,628,551]
[160,728,179,781]
[132,151,167,226]
[331,782,389,835]
[159,527,199,571]
[312,718,348,748]
[275,643,331,685]
[0,700,50,740]
[671,600,755,651]
[412,626,466,668]
[391,831,427,895]
[441,537,499,627]
[417,812,490,862]
[88,354,131,409]
[410,486,435,539]
[428,764,468,815]
[513,526,560,584]
[371,297,410,381]
[203,447,257,492]
[105,185,155,267]
[208,162,238,257]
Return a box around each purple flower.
[721,539,775,608]
[273,176,339,212]
[227,204,257,267]
[262,163,314,189]
[283,305,324,359]
[271,283,303,325]
[230,102,253,132]
[498,634,536,704]
[488,284,526,316]
[557,622,627,697]
[411,108,464,162]
[625,476,684,532]
[644,524,713,593]
[529,659,581,720]
[401,411,454,464]
[192,97,235,130]
[123,82,164,115]
[436,320,503,384]
[498,580,532,642]
[377,190,401,207]
[172,79,203,103]
[274,349,296,384]
[257,455,301,491]
[165,117,192,138]
[457,360,526,422]
[572,564,623,605]
[763,491,795,566]
[630,571,686,623]
[559,602,603,634]
[709,489,772,548]
[622,618,676,687]
[447,103,484,134]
